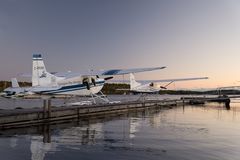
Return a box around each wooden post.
[43,124,51,143]
[225,99,230,110]
[48,99,51,118]
[43,99,51,119]
[43,99,47,119]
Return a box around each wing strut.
[160,81,174,89]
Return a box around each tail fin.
[130,73,141,90]
[32,54,57,86]
[11,78,19,88]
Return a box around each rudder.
[32,54,57,86]
[130,73,141,90]
[11,78,19,88]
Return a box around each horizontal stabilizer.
[11,78,19,88]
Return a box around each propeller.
[91,78,96,86]
[104,76,113,81]
[82,78,90,90]
[150,82,167,89]
[83,82,90,90]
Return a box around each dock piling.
[43,99,52,119]
[225,99,230,109]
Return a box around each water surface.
[0,97,240,160]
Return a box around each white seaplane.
[1,54,165,100]
[116,73,208,94]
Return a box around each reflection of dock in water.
[2,104,239,160]
[0,99,186,129]
[0,108,161,160]
[29,123,103,160]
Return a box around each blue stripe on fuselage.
[39,81,105,94]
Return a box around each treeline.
[0,81,31,91]
[158,90,205,95]
[102,83,130,94]
[157,89,240,95]
[102,84,207,95]
[1,81,240,95]
[102,84,240,95]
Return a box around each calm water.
[0,97,240,160]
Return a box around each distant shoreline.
[1,81,239,95]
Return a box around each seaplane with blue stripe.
[1,54,165,98]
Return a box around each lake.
[0,95,239,160]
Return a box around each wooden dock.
[0,95,232,129]
[0,99,186,129]
[182,95,231,107]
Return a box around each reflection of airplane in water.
[1,54,165,98]
[30,123,103,160]
[3,101,237,160]
[2,110,155,160]
[129,118,142,138]
[3,106,214,160]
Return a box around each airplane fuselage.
[131,83,160,93]
[2,79,105,97]
[30,79,105,96]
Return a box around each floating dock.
[0,99,186,129]
[0,95,232,129]
[182,95,231,107]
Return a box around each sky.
[0,0,240,89]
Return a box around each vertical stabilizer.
[32,54,58,86]
[11,78,19,88]
[130,73,141,90]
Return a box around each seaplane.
[1,78,28,98]
[1,54,166,101]
[117,73,208,94]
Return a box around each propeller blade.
[104,76,113,81]
[83,82,90,90]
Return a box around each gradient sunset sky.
[0,0,240,89]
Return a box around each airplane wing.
[20,67,166,79]
[127,76,208,90]
[107,77,208,84]
[52,66,166,78]
[98,66,166,76]
[143,77,209,83]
